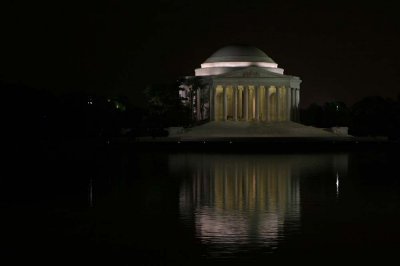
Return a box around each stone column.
[196,88,201,121]
[208,86,214,121]
[244,86,249,121]
[286,87,291,121]
[255,86,260,121]
[296,88,300,122]
[223,86,227,121]
[265,86,270,122]
[276,87,280,122]
[234,86,238,121]
[237,87,242,120]
[209,86,214,121]
[293,88,296,122]
[213,86,218,121]
[291,88,296,121]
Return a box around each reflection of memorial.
[170,153,348,253]
[171,154,300,250]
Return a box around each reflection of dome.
[195,45,283,76]
[204,45,276,64]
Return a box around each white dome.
[195,45,283,76]
[204,45,276,64]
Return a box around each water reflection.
[88,177,94,207]
[170,153,348,256]
[336,172,340,197]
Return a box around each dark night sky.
[2,0,400,107]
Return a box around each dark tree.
[143,82,191,136]
[349,96,392,137]
[301,103,324,127]
[301,101,350,128]
[322,101,350,127]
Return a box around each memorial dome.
[204,45,276,64]
[195,45,282,76]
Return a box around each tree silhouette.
[350,96,392,137]
[143,82,191,136]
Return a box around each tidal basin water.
[4,144,400,265]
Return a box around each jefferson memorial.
[180,45,302,122]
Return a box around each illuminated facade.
[180,45,302,122]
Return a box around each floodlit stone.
[180,45,301,123]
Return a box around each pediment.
[217,67,287,78]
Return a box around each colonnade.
[208,85,300,122]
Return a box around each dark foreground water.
[4,142,400,265]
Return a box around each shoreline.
[130,136,395,152]
[11,136,398,154]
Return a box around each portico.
[210,84,300,122]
